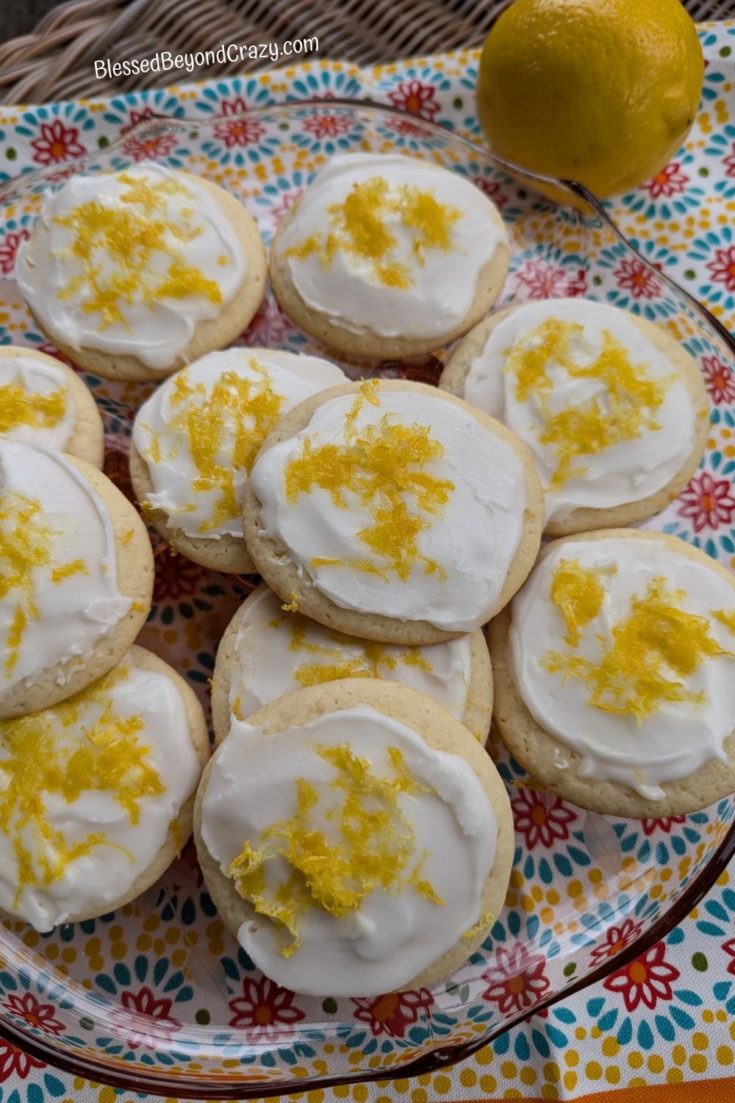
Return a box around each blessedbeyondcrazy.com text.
[94,36,319,80]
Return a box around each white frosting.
[0,662,201,930]
[0,440,131,698]
[0,356,74,450]
[17,163,246,370]
[276,153,507,339]
[463,299,696,523]
[250,388,527,632]
[510,536,735,798]
[228,586,473,720]
[201,706,496,996]
[132,349,345,540]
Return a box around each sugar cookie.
[194,678,513,996]
[0,346,103,467]
[0,440,153,719]
[270,153,509,360]
[0,645,208,930]
[243,379,543,645]
[211,583,493,742]
[17,163,267,382]
[130,348,345,573]
[490,529,735,817]
[441,300,709,534]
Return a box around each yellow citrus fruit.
[476,0,704,199]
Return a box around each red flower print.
[153,545,205,602]
[603,941,679,1012]
[38,342,74,368]
[0,229,29,275]
[122,132,178,162]
[702,355,735,405]
[387,117,432,139]
[613,257,660,299]
[4,992,64,1036]
[511,788,576,849]
[352,988,433,1038]
[270,188,304,225]
[641,815,687,837]
[722,937,735,976]
[30,119,87,166]
[228,976,305,1038]
[723,144,735,178]
[472,176,509,209]
[514,258,587,299]
[589,918,643,966]
[707,245,735,293]
[240,295,293,346]
[0,1040,45,1082]
[302,113,352,139]
[44,165,82,185]
[120,107,157,135]
[482,943,551,1014]
[387,80,440,122]
[644,161,689,199]
[117,987,181,1048]
[214,98,266,148]
[678,471,735,533]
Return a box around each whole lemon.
[476,0,704,198]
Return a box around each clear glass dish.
[0,101,733,1098]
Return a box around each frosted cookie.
[489,529,735,817]
[130,348,345,573]
[243,379,543,645]
[211,584,493,743]
[0,645,208,931]
[0,346,103,467]
[194,678,513,996]
[17,163,267,383]
[441,300,709,535]
[270,153,509,360]
[0,440,153,719]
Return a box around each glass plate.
[0,102,733,1098]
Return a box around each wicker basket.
[0,0,730,105]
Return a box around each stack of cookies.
[0,348,209,931]
[1,151,732,1000]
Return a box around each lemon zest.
[286,620,432,688]
[550,558,615,647]
[543,576,734,723]
[0,667,164,902]
[0,492,86,673]
[154,360,284,533]
[285,176,461,289]
[714,609,735,634]
[54,172,221,331]
[506,318,672,489]
[284,386,453,582]
[0,382,66,434]
[226,742,441,957]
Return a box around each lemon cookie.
[0,346,103,467]
[441,299,709,535]
[17,163,267,383]
[0,440,153,719]
[211,584,493,743]
[0,645,208,931]
[243,379,543,645]
[489,529,735,817]
[130,348,345,573]
[270,153,509,360]
[194,678,513,997]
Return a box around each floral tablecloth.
[0,20,735,1103]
